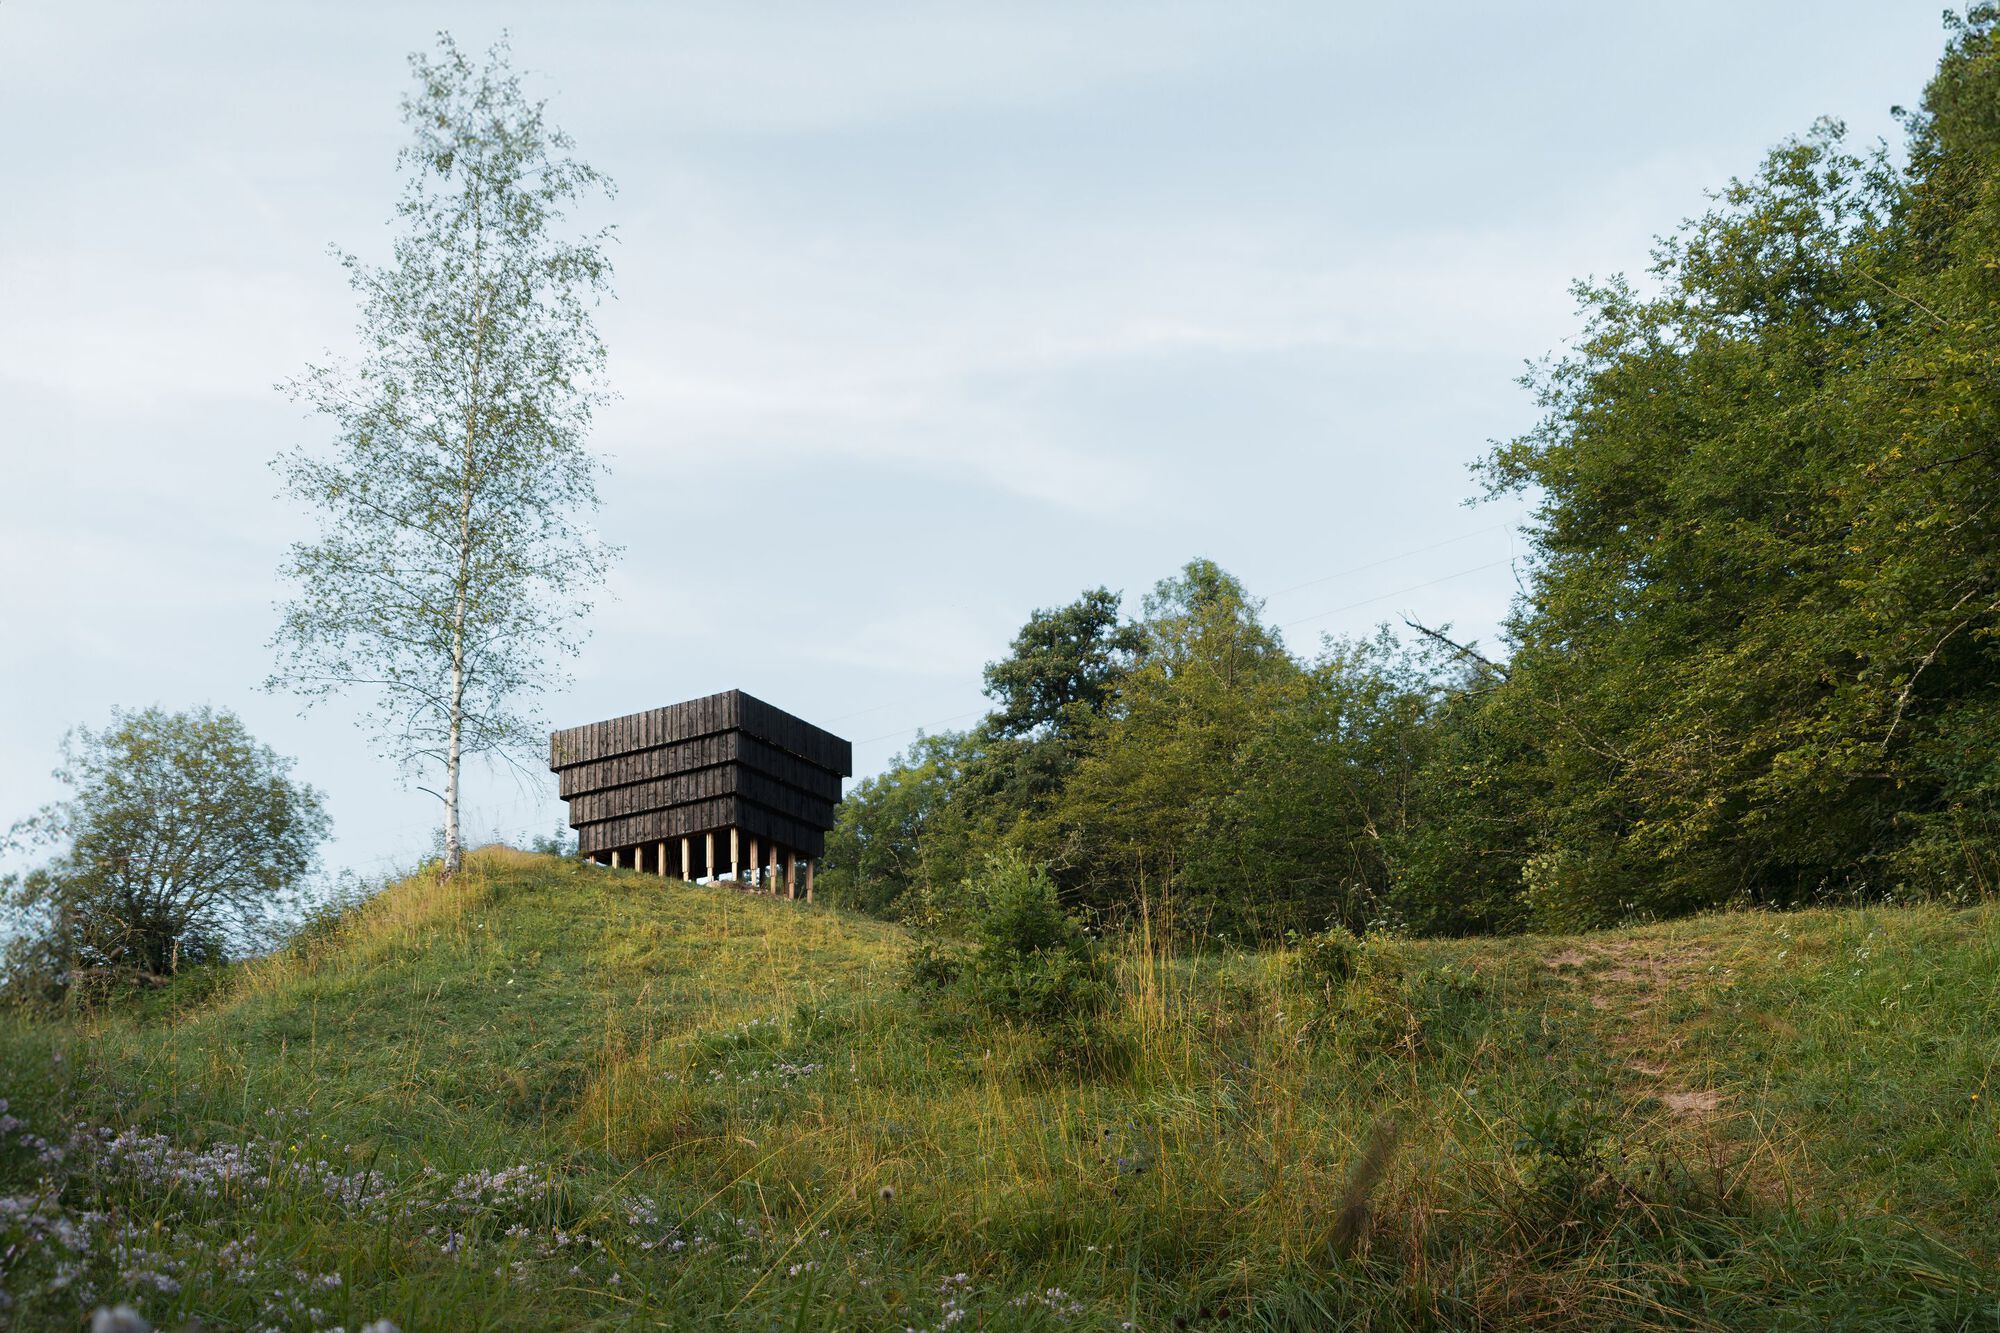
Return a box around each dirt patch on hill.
[1659,1088,1726,1118]
[1542,936,1728,1120]
[1542,937,1719,1000]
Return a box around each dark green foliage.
[982,586,1142,744]
[2,706,330,999]
[1053,560,1304,932]
[1290,924,1362,1001]
[959,853,1112,1032]
[821,730,985,919]
[1459,14,2000,923]
[901,934,966,992]
[1206,631,1445,934]
[834,564,1459,940]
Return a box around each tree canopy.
[824,14,2000,937]
[2,707,329,995]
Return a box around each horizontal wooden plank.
[564,765,835,828]
[551,690,852,775]
[555,730,844,803]
[550,690,744,768]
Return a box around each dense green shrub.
[1291,924,1363,1002]
[961,853,1112,1031]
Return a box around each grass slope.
[1,848,1996,1330]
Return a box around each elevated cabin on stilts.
[548,690,852,901]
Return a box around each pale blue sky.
[0,2,1951,882]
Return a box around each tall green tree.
[1055,560,1299,926]
[1468,13,2000,923]
[2,707,329,993]
[828,592,1145,919]
[270,34,617,877]
[1207,630,1442,933]
[821,730,984,919]
[982,588,1141,744]
[1473,119,1902,921]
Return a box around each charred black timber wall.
[576,799,833,860]
[555,731,843,804]
[550,690,852,861]
[563,766,834,830]
[550,691,850,775]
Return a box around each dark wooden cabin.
[548,690,852,899]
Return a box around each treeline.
[822,14,2000,937]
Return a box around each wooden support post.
[611,848,623,870]
[705,831,715,883]
[749,836,760,888]
[657,840,667,878]
[681,836,691,881]
[785,851,796,900]
[768,843,780,895]
[804,859,814,903]
[730,828,740,882]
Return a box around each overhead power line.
[850,556,1518,752]
[828,524,1514,733]
[853,708,987,748]
[825,698,913,723]
[1278,559,1512,630]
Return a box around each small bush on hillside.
[1292,924,1364,1000]
[903,936,965,991]
[278,872,382,968]
[902,853,1116,1063]
[961,853,1112,1029]
[1402,964,1486,1044]
[897,876,971,992]
[1292,929,1490,1056]
[1290,924,1380,1038]
[525,826,586,859]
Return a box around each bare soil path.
[1541,934,1729,1122]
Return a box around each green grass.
[2,848,1997,1329]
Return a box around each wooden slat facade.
[550,689,852,869]
[563,766,835,830]
[575,798,833,861]
[550,691,852,774]
[554,731,843,804]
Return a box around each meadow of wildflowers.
[2,847,1996,1329]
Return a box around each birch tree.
[271,33,617,877]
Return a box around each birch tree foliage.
[270,34,617,876]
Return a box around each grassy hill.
[2,848,1996,1330]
